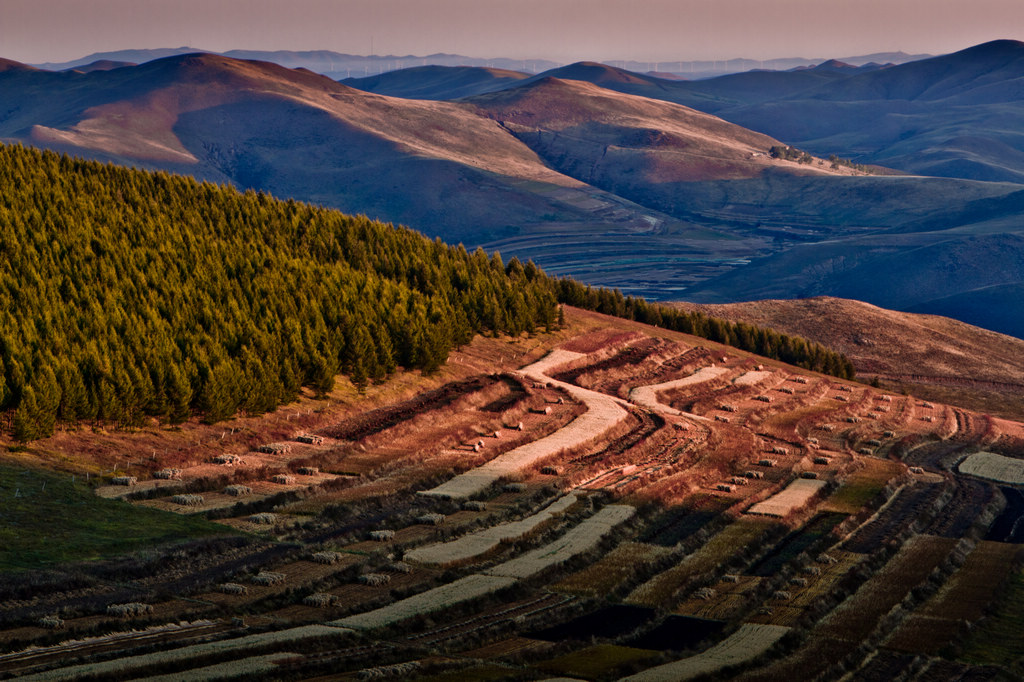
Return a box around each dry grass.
[747,479,827,517]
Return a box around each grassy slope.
[0,462,232,571]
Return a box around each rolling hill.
[677,297,1024,420]
[5,49,1024,337]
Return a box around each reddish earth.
[2,305,1022,680]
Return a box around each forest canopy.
[0,144,852,441]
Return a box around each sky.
[3,0,1024,65]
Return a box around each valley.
[5,45,1024,335]
[2,306,1022,680]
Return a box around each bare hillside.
[677,297,1024,420]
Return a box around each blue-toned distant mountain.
[4,48,1024,338]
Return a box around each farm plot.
[332,505,634,630]
[551,541,675,597]
[628,366,730,416]
[746,479,827,517]
[959,451,1024,484]
[733,370,774,387]
[529,604,655,642]
[885,541,1023,654]
[841,482,946,553]
[639,495,734,547]
[484,504,636,579]
[331,574,517,630]
[674,574,762,621]
[621,623,791,681]
[537,644,662,680]
[959,567,1024,670]
[748,512,848,577]
[627,519,779,608]
[405,495,578,566]
[817,534,957,643]
[422,352,629,499]
[820,457,904,514]
[15,624,353,682]
[627,615,726,652]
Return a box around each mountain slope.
[341,65,529,100]
[677,296,1024,420]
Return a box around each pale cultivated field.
[406,494,578,565]
[733,370,774,387]
[331,574,517,630]
[621,623,791,681]
[484,505,636,579]
[629,366,730,415]
[17,625,352,681]
[747,479,827,517]
[423,351,629,498]
[958,451,1024,484]
[137,652,300,681]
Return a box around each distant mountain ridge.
[31,47,932,81]
[4,47,1024,340]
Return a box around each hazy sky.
[3,0,1024,65]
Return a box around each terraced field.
[3,307,1022,681]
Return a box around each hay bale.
[540,466,561,476]
[252,571,286,586]
[719,404,737,412]
[792,377,809,384]
[771,446,788,455]
[789,577,808,587]
[802,565,821,576]
[312,551,342,565]
[744,470,764,479]
[772,590,791,600]
[171,494,204,506]
[757,459,777,467]
[297,466,319,476]
[224,484,253,497]
[800,471,819,479]
[303,593,335,607]
[695,587,717,600]
[721,574,740,583]
[778,387,794,394]
[503,482,526,493]
[249,512,277,525]
[838,385,852,392]
[834,395,849,402]
[813,456,831,465]
[417,513,446,526]
[369,530,395,541]
[153,469,180,480]
[111,476,137,486]
[462,500,487,512]
[909,466,925,474]
[847,416,861,423]
[730,476,749,485]
[816,554,838,564]
[213,454,241,465]
[857,448,873,455]
[219,582,248,595]
[272,474,295,484]
[716,483,734,492]
[359,573,391,586]
[107,602,152,618]
[715,415,731,423]
[387,561,412,574]
[296,434,324,445]
[884,430,896,438]
[754,395,772,403]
